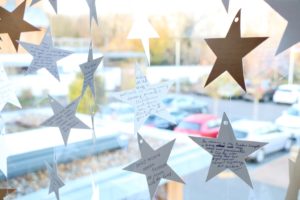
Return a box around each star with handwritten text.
[41,95,90,146]
[0,0,39,51]
[31,0,58,13]
[0,188,15,200]
[79,42,102,97]
[112,64,176,135]
[204,10,268,91]
[0,66,21,112]
[46,160,64,200]
[190,113,266,188]
[18,29,72,81]
[124,133,184,199]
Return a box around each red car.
[174,114,221,138]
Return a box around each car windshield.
[162,97,174,105]
[286,107,300,116]
[177,121,201,131]
[233,130,248,139]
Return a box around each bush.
[69,73,106,114]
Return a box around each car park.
[273,84,300,104]
[232,120,295,163]
[275,104,300,139]
[162,94,209,114]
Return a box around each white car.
[275,104,300,138]
[273,84,300,104]
[232,120,294,163]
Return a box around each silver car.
[232,120,295,163]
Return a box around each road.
[199,95,290,122]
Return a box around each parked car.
[99,102,134,122]
[275,104,300,139]
[232,120,295,163]
[145,109,189,130]
[217,83,244,99]
[162,94,209,114]
[174,114,221,138]
[273,84,300,104]
[243,80,276,102]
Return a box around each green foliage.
[69,73,106,114]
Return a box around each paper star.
[112,64,176,134]
[46,160,65,200]
[0,135,9,177]
[222,0,230,12]
[265,0,300,55]
[0,0,39,51]
[204,10,268,91]
[128,15,159,65]
[31,0,57,13]
[79,42,102,97]
[124,133,184,199]
[18,29,73,81]
[190,113,266,188]
[0,66,21,112]
[0,188,15,200]
[86,0,98,27]
[285,150,300,200]
[41,96,90,146]
[91,179,100,200]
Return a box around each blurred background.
[1,0,300,199]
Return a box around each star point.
[0,66,21,112]
[31,0,58,13]
[204,9,268,92]
[86,0,98,27]
[265,0,300,55]
[0,0,40,51]
[128,15,159,65]
[46,160,64,200]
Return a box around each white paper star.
[18,29,73,81]
[79,42,103,97]
[124,133,184,199]
[0,66,21,112]
[112,64,175,134]
[31,0,58,13]
[46,159,65,200]
[0,135,9,178]
[190,113,267,188]
[41,95,90,146]
[128,15,159,65]
[265,0,300,55]
[86,0,99,27]
[222,0,230,12]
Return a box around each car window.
[234,130,248,139]
[207,119,221,129]
[177,121,201,131]
[287,107,300,116]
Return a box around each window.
[177,121,201,131]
